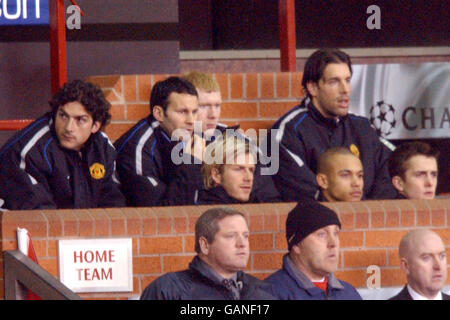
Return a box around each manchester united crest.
[89,163,105,180]
[349,144,360,158]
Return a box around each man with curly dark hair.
[0,80,125,210]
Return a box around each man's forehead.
[321,63,351,79]
[58,102,90,117]
[405,155,438,172]
[328,154,362,171]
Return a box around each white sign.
[58,238,133,293]
[350,62,450,139]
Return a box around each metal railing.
[0,120,33,131]
[3,250,81,300]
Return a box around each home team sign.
[58,238,133,293]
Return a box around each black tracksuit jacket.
[268,97,397,201]
[0,112,125,210]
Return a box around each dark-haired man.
[114,76,205,206]
[140,207,274,300]
[388,141,439,199]
[268,48,396,201]
[0,80,125,210]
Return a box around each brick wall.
[86,72,305,142]
[1,199,449,300]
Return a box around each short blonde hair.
[202,133,256,189]
[182,71,220,92]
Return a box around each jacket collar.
[303,97,344,129]
[283,253,344,294]
[199,186,255,205]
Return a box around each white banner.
[350,62,450,139]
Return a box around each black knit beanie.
[286,200,341,251]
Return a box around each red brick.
[245,73,258,99]
[103,88,122,104]
[104,208,126,236]
[366,230,407,248]
[162,255,195,273]
[259,102,297,118]
[220,102,257,119]
[381,268,405,287]
[39,258,58,277]
[388,249,401,267]
[42,210,63,237]
[140,236,183,254]
[214,73,229,99]
[60,211,79,236]
[181,206,204,233]
[275,232,288,250]
[137,75,151,102]
[123,75,137,102]
[291,72,304,98]
[276,72,290,98]
[371,211,385,228]
[2,211,47,238]
[230,73,244,99]
[401,210,416,227]
[103,123,135,142]
[252,252,284,270]
[135,208,157,236]
[87,75,121,90]
[133,256,161,274]
[334,269,365,288]
[152,207,174,234]
[122,208,142,235]
[340,231,363,248]
[344,249,387,268]
[77,210,94,237]
[431,209,446,226]
[127,103,150,121]
[88,208,110,237]
[355,212,369,229]
[386,209,400,228]
[249,233,274,251]
[260,73,275,99]
[417,209,431,226]
[184,235,196,253]
[232,120,274,132]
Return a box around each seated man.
[390,229,449,300]
[268,48,396,201]
[266,200,362,300]
[316,147,363,202]
[388,141,439,199]
[140,207,274,300]
[0,80,125,210]
[198,134,263,204]
[182,71,226,139]
[114,76,205,206]
[183,71,281,203]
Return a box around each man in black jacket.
[390,229,449,300]
[114,76,204,206]
[0,80,125,210]
[268,48,396,201]
[140,207,274,300]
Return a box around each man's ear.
[392,176,404,192]
[91,121,101,134]
[211,167,221,186]
[306,81,319,98]
[316,173,329,189]
[199,236,210,255]
[400,257,410,276]
[152,105,165,123]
